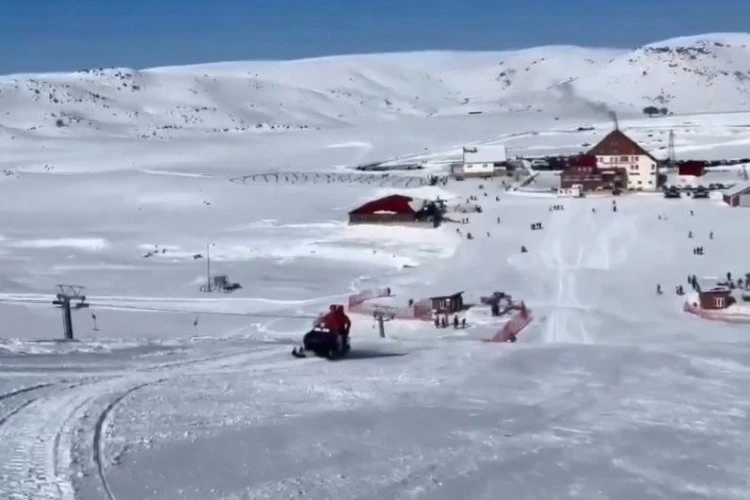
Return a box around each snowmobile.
[291,327,350,360]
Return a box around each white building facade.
[597,154,658,190]
[461,145,507,178]
[588,130,658,191]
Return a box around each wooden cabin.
[428,291,465,314]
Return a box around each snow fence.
[348,288,432,320]
[490,303,533,342]
[683,301,750,323]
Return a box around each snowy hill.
[1,33,749,139]
[573,33,750,112]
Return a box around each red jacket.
[323,311,343,331]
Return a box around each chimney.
[608,111,619,131]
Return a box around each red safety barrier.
[347,289,432,321]
[490,302,533,342]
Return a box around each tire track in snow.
[93,380,162,500]
[0,382,53,402]
[0,346,315,500]
[87,350,317,499]
[0,381,93,500]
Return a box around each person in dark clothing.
[302,305,343,357]
[335,305,351,352]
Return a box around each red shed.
[723,182,750,207]
[349,194,425,225]
[698,288,733,310]
[678,161,705,177]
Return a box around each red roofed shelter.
[678,161,705,177]
[348,194,422,225]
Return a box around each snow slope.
[1,32,750,143]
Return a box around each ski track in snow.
[539,206,640,344]
[0,346,317,500]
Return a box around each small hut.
[428,291,465,315]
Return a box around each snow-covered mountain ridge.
[1,33,749,138]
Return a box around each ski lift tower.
[52,284,89,340]
[373,309,395,338]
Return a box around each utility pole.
[52,285,89,340]
[206,243,212,292]
[668,129,676,168]
[200,243,214,293]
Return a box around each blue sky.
[1,0,748,73]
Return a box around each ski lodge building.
[587,129,659,191]
[347,194,442,226]
[560,129,658,192]
[460,145,507,178]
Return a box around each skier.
[656,284,662,295]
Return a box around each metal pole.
[62,298,74,340]
[377,316,385,338]
[206,243,211,291]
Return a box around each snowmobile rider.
[336,305,352,350]
[322,305,340,332]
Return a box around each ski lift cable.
[0,297,319,320]
[89,302,320,319]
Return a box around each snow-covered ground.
[3,37,750,499]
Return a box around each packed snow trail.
[0,344,319,500]
[531,202,639,344]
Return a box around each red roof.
[349,194,416,215]
[587,129,656,161]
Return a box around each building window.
[648,180,653,185]
[714,296,726,308]
[637,180,642,185]
[619,156,629,162]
